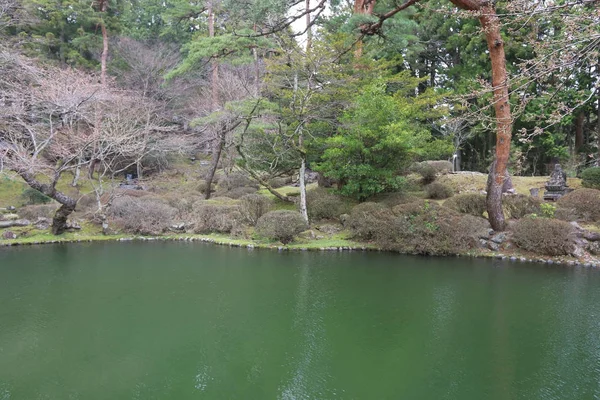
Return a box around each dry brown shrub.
[109,196,177,235]
[255,210,307,244]
[444,193,486,217]
[424,182,453,199]
[219,186,258,199]
[503,195,541,219]
[346,202,395,240]
[191,202,241,233]
[348,200,488,255]
[219,172,259,191]
[557,189,600,222]
[306,187,350,221]
[238,194,271,226]
[18,204,58,220]
[511,218,575,256]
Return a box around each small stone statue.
[543,164,570,201]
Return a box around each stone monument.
[543,164,571,201]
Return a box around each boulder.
[2,231,17,240]
[0,213,19,221]
[0,219,30,228]
[34,217,51,230]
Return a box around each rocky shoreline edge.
[2,234,599,268]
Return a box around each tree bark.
[98,0,108,86]
[575,110,585,152]
[205,129,225,200]
[299,156,309,223]
[17,171,78,235]
[52,203,76,235]
[208,1,219,109]
[353,0,376,59]
[448,0,512,231]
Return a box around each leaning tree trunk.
[18,171,78,235]
[205,130,225,200]
[52,202,77,235]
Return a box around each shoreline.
[2,233,598,268]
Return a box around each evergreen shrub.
[581,167,600,189]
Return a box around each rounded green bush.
[581,167,600,190]
[256,210,307,244]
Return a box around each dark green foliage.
[317,77,446,200]
[557,189,600,222]
[348,200,489,255]
[256,210,308,244]
[443,194,487,217]
[512,218,575,256]
[21,188,52,205]
[581,167,600,190]
[503,195,541,219]
[306,187,350,221]
[238,194,271,226]
[424,182,453,199]
[191,203,241,234]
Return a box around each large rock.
[34,217,51,230]
[0,219,30,228]
[2,231,17,239]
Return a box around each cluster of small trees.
[1,0,599,236]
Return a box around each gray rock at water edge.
[509,257,517,262]
[2,231,17,239]
[66,221,81,230]
[587,242,600,256]
[490,232,508,244]
[0,219,31,228]
[571,245,586,258]
[488,241,500,251]
[34,217,50,230]
[478,239,489,249]
[169,223,186,232]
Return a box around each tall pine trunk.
[479,6,511,231]
[353,0,376,58]
[449,0,512,231]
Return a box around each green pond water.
[1,243,600,400]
